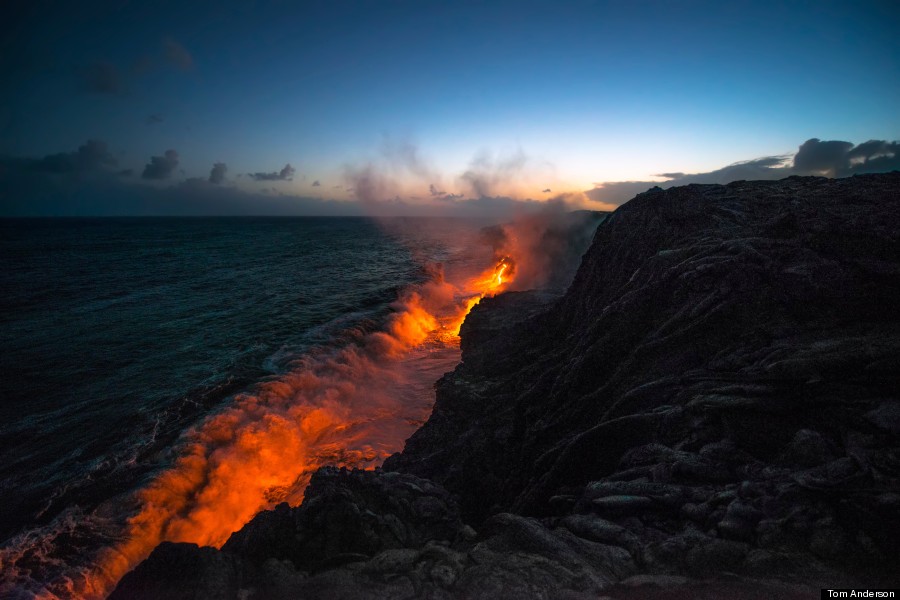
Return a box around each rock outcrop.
[112,173,900,598]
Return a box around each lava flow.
[448,255,516,335]
[71,252,517,599]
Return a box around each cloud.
[146,114,164,125]
[75,38,193,97]
[28,139,117,173]
[0,152,364,218]
[792,138,854,175]
[426,183,464,201]
[312,180,321,187]
[163,38,194,71]
[542,188,552,193]
[849,142,900,174]
[585,180,666,207]
[587,137,899,207]
[249,164,295,181]
[209,162,227,184]
[669,156,793,185]
[142,150,179,180]
[78,61,124,95]
[795,138,900,176]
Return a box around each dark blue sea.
[0,216,496,599]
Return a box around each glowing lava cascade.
[70,252,518,599]
[449,256,515,336]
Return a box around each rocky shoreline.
[112,173,900,599]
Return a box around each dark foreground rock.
[112,173,900,598]
[112,468,637,599]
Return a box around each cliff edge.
[112,173,900,599]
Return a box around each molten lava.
[73,251,520,599]
[448,255,516,335]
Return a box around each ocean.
[0,216,504,599]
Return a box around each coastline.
[114,173,900,598]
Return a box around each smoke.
[344,163,392,205]
[459,148,529,199]
[342,137,565,216]
[343,135,445,210]
[480,200,604,291]
[380,135,436,181]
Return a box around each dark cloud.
[791,138,900,177]
[142,149,179,180]
[249,164,295,181]
[0,170,366,217]
[793,138,854,175]
[586,180,669,207]
[671,156,793,185]
[542,188,552,193]
[29,139,117,173]
[163,38,194,71]
[312,180,321,187]
[0,142,362,216]
[847,139,893,160]
[588,137,899,207]
[209,162,227,184]
[75,39,192,97]
[427,183,463,201]
[834,139,900,174]
[78,61,124,95]
[146,114,164,125]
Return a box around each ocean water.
[0,216,498,598]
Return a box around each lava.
[71,251,519,599]
[448,255,516,335]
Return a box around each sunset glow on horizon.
[2,1,897,217]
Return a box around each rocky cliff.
[112,173,900,599]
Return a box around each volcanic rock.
[112,173,900,597]
[387,173,900,586]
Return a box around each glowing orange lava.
[448,256,516,335]
[66,252,520,599]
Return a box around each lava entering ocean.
[72,246,518,599]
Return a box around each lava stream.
[71,255,516,599]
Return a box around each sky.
[1,0,898,216]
